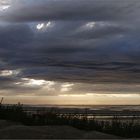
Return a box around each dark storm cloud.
[71,83,140,94]
[0,0,140,94]
[2,0,140,22]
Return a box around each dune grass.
[0,103,140,138]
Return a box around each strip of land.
[0,120,121,139]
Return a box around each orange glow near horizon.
[1,93,140,105]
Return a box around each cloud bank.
[0,0,140,96]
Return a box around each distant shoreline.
[3,104,140,106]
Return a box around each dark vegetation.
[0,103,140,138]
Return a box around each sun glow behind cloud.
[0,75,139,105]
[15,78,48,88]
[22,78,47,87]
[58,93,140,98]
[61,83,74,92]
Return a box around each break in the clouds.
[0,0,140,98]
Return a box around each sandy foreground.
[0,120,121,139]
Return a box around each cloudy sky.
[0,0,140,105]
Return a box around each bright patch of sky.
[36,21,52,31]
[61,83,74,92]
[0,0,11,11]
[86,22,96,28]
[0,70,20,77]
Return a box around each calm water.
[27,105,140,111]
[22,104,140,124]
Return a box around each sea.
[24,104,140,111]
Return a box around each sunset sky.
[0,0,140,105]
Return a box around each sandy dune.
[0,120,121,139]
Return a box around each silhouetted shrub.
[0,104,140,138]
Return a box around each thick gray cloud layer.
[0,0,140,94]
[2,0,140,22]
